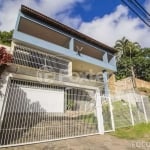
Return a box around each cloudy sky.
[0,0,150,48]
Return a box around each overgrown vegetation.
[111,123,150,141]
[0,47,13,76]
[0,30,13,46]
[114,37,150,82]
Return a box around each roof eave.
[21,5,117,54]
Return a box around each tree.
[114,37,129,59]
[0,30,13,46]
[114,37,150,82]
[133,48,150,81]
[0,47,13,76]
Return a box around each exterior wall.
[136,78,150,89]
[108,75,150,96]
[109,76,144,103]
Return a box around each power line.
[121,0,150,27]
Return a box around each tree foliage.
[0,30,13,46]
[114,37,150,82]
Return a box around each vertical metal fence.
[0,77,150,147]
[0,79,98,147]
[110,92,149,129]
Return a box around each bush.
[0,47,13,76]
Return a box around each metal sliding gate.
[0,78,99,147]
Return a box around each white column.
[69,38,74,51]
[102,70,109,97]
[95,89,104,134]
[68,61,72,76]
[103,52,108,63]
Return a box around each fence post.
[127,95,135,126]
[108,97,115,131]
[141,95,148,123]
[95,89,104,134]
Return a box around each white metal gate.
[0,78,100,147]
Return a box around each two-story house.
[0,5,117,147]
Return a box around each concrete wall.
[136,78,150,89]
[108,75,150,95]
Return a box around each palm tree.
[114,37,129,59]
[114,37,140,59]
[126,41,141,59]
[114,37,141,88]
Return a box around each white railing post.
[127,95,135,126]
[108,97,115,131]
[141,95,148,123]
[95,89,104,134]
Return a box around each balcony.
[13,12,116,73]
[9,44,105,88]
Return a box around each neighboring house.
[0,5,117,146]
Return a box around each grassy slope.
[111,123,150,141]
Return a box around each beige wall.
[135,78,150,89]
[108,75,150,94]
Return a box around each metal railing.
[13,45,69,75]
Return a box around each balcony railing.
[13,45,69,75]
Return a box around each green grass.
[103,100,132,130]
[102,100,146,130]
[80,113,97,124]
[111,123,150,141]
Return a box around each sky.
[0,0,150,48]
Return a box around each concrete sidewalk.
[0,134,142,150]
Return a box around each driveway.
[0,134,143,150]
